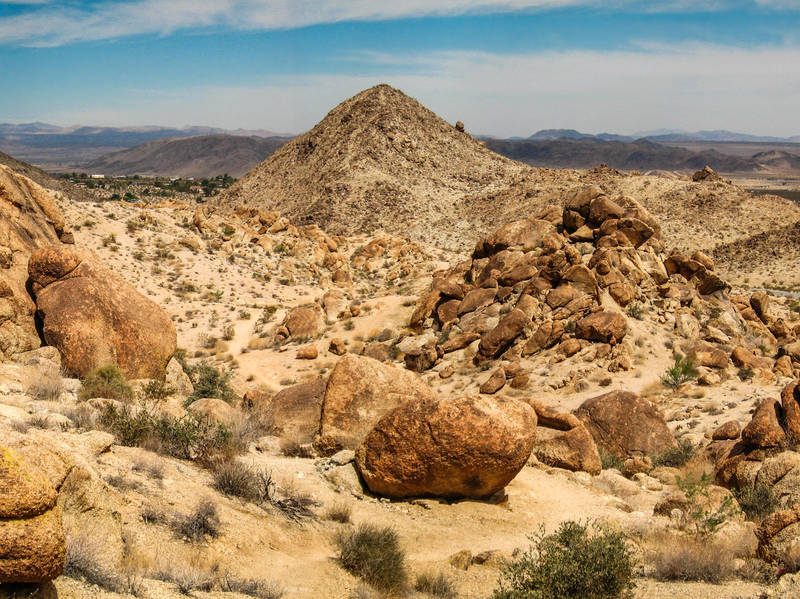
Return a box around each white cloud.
[41,44,800,138]
[0,0,793,47]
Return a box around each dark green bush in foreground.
[492,521,635,599]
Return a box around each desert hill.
[83,134,289,178]
[213,84,529,248]
[484,137,763,173]
[0,149,95,202]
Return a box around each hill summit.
[214,84,528,247]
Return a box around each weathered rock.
[476,219,556,256]
[731,346,772,371]
[265,378,326,445]
[750,291,771,323]
[28,245,176,379]
[328,337,347,356]
[186,398,241,428]
[404,343,440,372]
[0,447,65,583]
[0,166,69,360]
[315,355,436,455]
[281,305,324,339]
[356,395,536,498]
[742,399,787,449]
[781,380,800,442]
[165,357,193,397]
[296,344,318,360]
[523,320,564,355]
[712,421,742,441]
[756,505,800,562]
[478,309,530,359]
[458,287,496,316]
[480,367,506,394]
[575,311,627,345]
[575,390,676,458]
[441,332,481,353]
[532,424,601,475]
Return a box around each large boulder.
[0,165,70,360]
[356,395,537,498]
[575,390,676,459]
[280,305,324,339]
[742,398,787,449]
[0,447,65,583]
[264,378,326,444]
[28,245,176,379]
[475,219,556,257]
[478,309,531,359]
[575,311,627,345]
[756,505,800,562]
[315,355,436,455]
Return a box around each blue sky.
[1,1,799,136]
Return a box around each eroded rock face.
[575,390,676,458]
[265,378,326,444]
[28,245,177,379]
[0,165,70,360]
[356,395,536,498]
[0,447,65,583]
[315,355,436,455]
[575,311,627,345]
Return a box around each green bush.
[79,365,134,402]
[492,521,635,599]
[185,362,236,404]
[652,439,696,468]
[99,402,233,462]
[660,355,697,390]
[141,379,175,401]
[676,473,739,536]
[734,484,778,522]
[336,524,407,592]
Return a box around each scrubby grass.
[172,499,220,542]
[79,365,134,401]
[415,571,456,598]
[650,536,736,583]
[99,402,234,463]
[141,379,175,401]
[335,524,407,592]
[212,460,271,503]
[660,355,697,390]
[221,576,285,599]
[25,362,64,402]
[599,450,624,471]
[325,502,352,524]
[652,439,696,468]
[65,533,143,596]
[492,521,635,599]
[734,484,778,522]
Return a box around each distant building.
[90,174,105,179]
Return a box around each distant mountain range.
[0,122,290,170]
[519,128,800,143]
[83,134,290,178]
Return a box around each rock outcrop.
[356,395,536,498]
[315,354,436,455]
[0,165,71,360]
[0,446,65,583]
[575,390,676,459]
[28,245,177,379]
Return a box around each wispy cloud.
[40,44,800,137]
[0,0,795,47]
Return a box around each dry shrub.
[131,454,165,480]
[280,436,315,458]
[335,524,407,592]
[171,498,221,542]
[79,365,134,402]
[220,575,285,598]
[212,460,271,503]
[648,534,737,583]
[24,361,64,402]
[325,501,352,524]
[64,529,143,595]
[415,570,456,598]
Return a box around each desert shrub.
[25,362,64,402]
[660,355,697,390]
[185,362,236,404]
[599,450,624,471]
[415,571,456,598]
[652,438,696,468]
[626,302,645,320]
[280,437,315,458]
[676,473,739,536]
[141,379,175,401]
[100,402,234,462]
[152,562,215,594]
[738,367,755,382]
[212,460,271,503]
[79,365,134,402]
[106,473,144,493]
[336,524,407,592]
[650,536,736,583]
[734,484,778,522]
[325,502,352,524]
[491,521,635,599]
[172,498,220,542]
[222,324,236,341]
[131,455,165,480]
[221,576,285,599]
